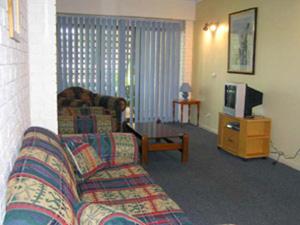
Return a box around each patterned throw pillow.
[77,203,145,225]
[95,114,113,133]
[64,139,104,178]
[61,133,139,169]
[75,115,97,134]
[58,115,75,134]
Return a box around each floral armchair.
[57,87,126,134]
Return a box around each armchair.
[57,87,126,134]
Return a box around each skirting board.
[198,124,218,134]
[269,153,300,172]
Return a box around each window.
[57,15,184,122]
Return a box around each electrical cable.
[270,140,300,165]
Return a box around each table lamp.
[180,83,192,100]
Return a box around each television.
[223,83,263,118]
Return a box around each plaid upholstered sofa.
[58,87,126,133]
[4,127,191,225]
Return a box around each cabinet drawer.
[222,128,239,153]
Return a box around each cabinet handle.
[227,138,233,142]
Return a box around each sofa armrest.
[93,95,126,131]
[61,132,139,167]
[93,95,127,112]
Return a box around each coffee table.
[125,122,189,164]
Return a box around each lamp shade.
[180,83,192,92]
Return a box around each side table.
[173,99,200,126]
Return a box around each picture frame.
[7,0,20,42]
[228,8,257,74]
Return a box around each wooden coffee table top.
[125,122,184,139]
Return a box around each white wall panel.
[28,0,57,132]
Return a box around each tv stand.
[218,113,271,159]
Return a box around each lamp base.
[182,92,189,100]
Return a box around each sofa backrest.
[4,127,80,225]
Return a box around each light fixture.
[203,22,218,32]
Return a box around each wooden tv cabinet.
[218,113,271,159]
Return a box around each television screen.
[225,85,236,109]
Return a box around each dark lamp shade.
[180,83,192,92]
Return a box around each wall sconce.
[203,22,218,32]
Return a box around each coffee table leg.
[181,134,189,163]
[142,136,149,164]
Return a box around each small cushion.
[95,114,113,133]
[58,115,75,134]
[75,115,97,134]
[77,203,145,225]
[64,139,104,178]
[61,133,139,169]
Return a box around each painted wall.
[0,0,30,222]
[192,0,300,170]
[57,0,195,21]
[28,0,57,132]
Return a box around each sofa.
[58,87,126,133]
[4,127,191,225]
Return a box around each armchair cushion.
[58,111,114,134]
[77,203,145,225]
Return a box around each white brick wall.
[28,0,57,132]
[0,0,30,223]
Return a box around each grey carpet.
[142,124,300,225]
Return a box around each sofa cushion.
[77,203,145,225]
[64,139,104,179]
[78,164,191,225]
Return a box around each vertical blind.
[57,14,183,122]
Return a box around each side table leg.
[182,134,189,163]
[142,136,149,164]
[180,104,184,126]
[173,102,175,123]
[188,105,191,124]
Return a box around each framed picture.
[228,8,257,74]
[7,0,20,42]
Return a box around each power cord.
[270,140,300,165]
